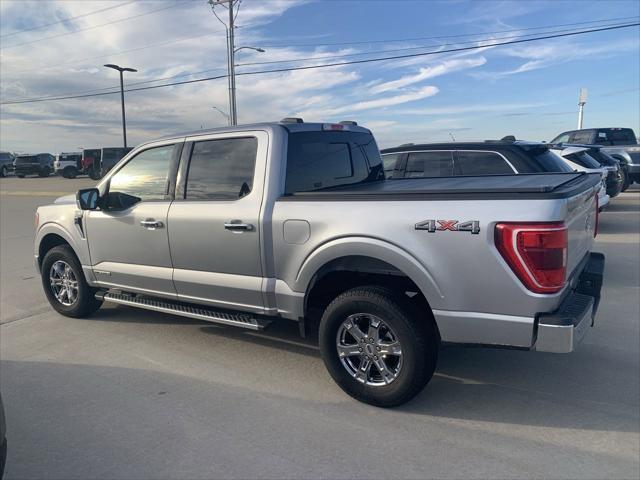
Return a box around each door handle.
[140,219,164,230]
[224,221,254,232]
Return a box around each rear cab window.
[285,131,383,194]
[595,128,638,146]
[570,130,594,144]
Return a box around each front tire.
[319,286,438,407]
[0,166,7,177]
[39,166,51,177]
[41,245,102,317]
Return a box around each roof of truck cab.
[381,141,548,153]
[147,121,372,144]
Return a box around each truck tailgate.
[564,177,600,279]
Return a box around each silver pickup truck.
[35,120,604,407]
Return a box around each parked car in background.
[549,146,610,210]
[13,153,54,178]
[54,152,83,178]
[551,144,623,197]
[82,147,133,180]
[34,120,604,407]
[380,139,574,179]
[550,127,640,187]
[0,152,15,177]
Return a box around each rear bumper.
[627,163,640,174]
[534,252,605,353]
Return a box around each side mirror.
[77,188,100,210]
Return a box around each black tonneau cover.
[284,173,601,200]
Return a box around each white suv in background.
[551,146,610,210]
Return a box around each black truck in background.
[81,147,132,180]
[550,128,640,189]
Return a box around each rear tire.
[16,174,25,178]
[41,245,102,318]
[63,166,77,179]
[319,286,438,407]
[89,169,102,180]
[620,168,631,192]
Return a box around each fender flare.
[36,222,88,266]
[294,236,444,308]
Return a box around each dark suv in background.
[13,153,54,178]
[0,152,15,177]
[381,140,573,179]
[550,127,640,186]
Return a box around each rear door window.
[185,137,258,200]
[455,151,514,175]
[531,149,574,172]
[405,151,454,177]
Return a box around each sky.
[0,0,639,152]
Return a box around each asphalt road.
[1,176,639,480]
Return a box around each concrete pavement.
[1,176,638,479]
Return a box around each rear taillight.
[495,222,568,294]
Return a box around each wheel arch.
[36,224,86,270]
[297,237,443,335]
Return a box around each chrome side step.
[96,291,271,331]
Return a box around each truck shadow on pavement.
[82,306,639,432]
[2,359,637,479]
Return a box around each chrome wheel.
[49,260,79,306]
[336,314,403,386]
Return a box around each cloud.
[396,102,548,116]
[471,38,640,80]
[369,57,486,94]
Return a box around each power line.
[1,22,638,106]
[257,15,640,48]
[0,1,195,50]
[236,20,638,67]
[0,1,136,38]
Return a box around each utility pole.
[209,1,265,125]
[209,0,238,125]
[577,87,588,129]
[104,64,137,148]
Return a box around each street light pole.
[104,64,137,148]
[577,87,588,129]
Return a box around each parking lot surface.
[1,176,639,479]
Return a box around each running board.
[96,291,271,331]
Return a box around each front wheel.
[39,166,51,177]
[319,286,438,407]
[0,166,7,177]
[41,245,102,317]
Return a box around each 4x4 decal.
[415,219,480,234]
